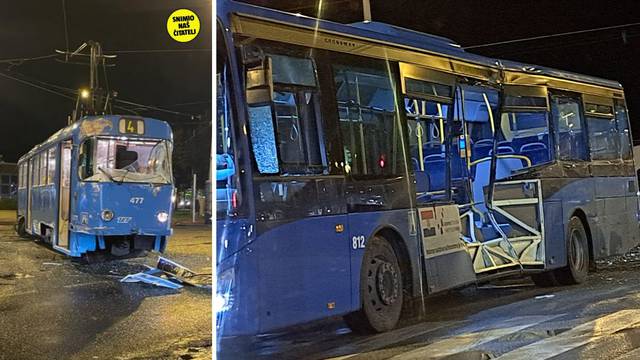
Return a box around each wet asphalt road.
[220,248,640,360]
[0,214,212,360]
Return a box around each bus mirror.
[245,57,273,105]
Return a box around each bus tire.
[555,216,589,285]
[16,217,28,238]
[344,235,403,333]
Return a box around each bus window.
[499,111,551,166]
[458,85,498,162]
[585,103,619,161]
[551,95,588,161]
[270,55,324,174]
[615,100,633,161]
[333,64,403,178]
[405,97,449,201]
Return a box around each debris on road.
[157,256,211,288]
[119,256,211,290]
[121,271,184,290]
[535,294,555,300]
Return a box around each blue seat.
[520,143,549,165]
[424,154,446,191]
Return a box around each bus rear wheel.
[555,216,589,285]
[344,235,403,334]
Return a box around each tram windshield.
[79,137,173,184]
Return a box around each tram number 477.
[352,235,366,250]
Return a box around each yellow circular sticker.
[167,9,200,43]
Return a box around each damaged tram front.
[16,116,174,258]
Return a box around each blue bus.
[16,115,174,258]
[216,0,639,336]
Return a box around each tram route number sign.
[119,119,145,135]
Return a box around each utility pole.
[362,0,372,22]
[56,41,117,122]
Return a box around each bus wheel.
[555,216,589,285]
[16,218,28,238]
[344,235,403,333]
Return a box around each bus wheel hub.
[376,261,399,305]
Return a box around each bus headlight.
[101,209,114,222]
[215,267,235,313]
[157,211,169,223]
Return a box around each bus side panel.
[254,214,351,333]
[216,218,260,337]
[542,177,595,270]
[347,209,419,311]
[31,185,58,237]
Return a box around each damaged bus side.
[16,115,174,258]
[216,0,640,337]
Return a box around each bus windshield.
[80,137,172,184]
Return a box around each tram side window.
[79,140,94,179]
[615,100,633,160]
[585,103,619,160]
[551,95,588,161]
[333,63,403,178]
[33,154,41,187]
[40,151,48,186]
[47,147,56,184]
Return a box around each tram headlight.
[215,267,235,313]
[101,209,114,222]
[157,211,169,223]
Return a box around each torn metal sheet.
[156,256,207,287]
[120,272,183,289]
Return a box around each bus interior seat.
[415,171,430,195]
[489,145,515,155]
[520,142,549,165]
[472,139,493,161]
[424,153,445,191]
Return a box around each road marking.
[496,310,640,359]
[324,321,459,360]
[0,289,37,299]
[389,315,561,360]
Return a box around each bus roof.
[19,115,172,163]
[219,0,623,91]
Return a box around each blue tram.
[16,115,174,257]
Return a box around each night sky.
[244,0,640,141]
[0,0,211,186]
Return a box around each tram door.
[26,158,33,232]
[57,141,72,249]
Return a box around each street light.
[80,89,90,99]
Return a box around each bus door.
[57,140,72,249]
[399,63,476,292]
[462,85,548,275]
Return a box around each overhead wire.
[464,21,640,50]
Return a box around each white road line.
[496,309,640,360]
[389,315,561,360]
[324,321,459,360]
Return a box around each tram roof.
[19,115,172,163]
[220,0,623,91]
